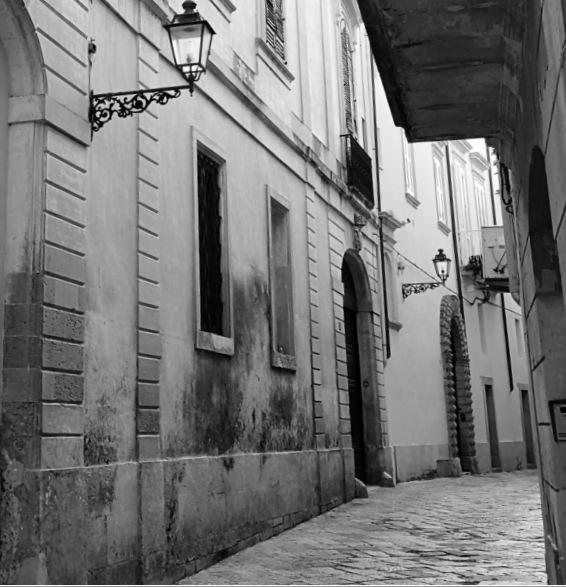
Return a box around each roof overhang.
[357,0,525,142]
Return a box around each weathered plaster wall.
[1,0,387,582]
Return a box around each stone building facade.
[0,0,392,583]
[356,0,566,582]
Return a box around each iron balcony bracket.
[402,281,442,299]
[89,81,195,133]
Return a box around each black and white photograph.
[0,0,558,584]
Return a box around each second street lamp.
[432,248,451,284]
[89,1,215,133]
[402,248,452,299]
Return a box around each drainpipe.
[486,144,514,392]
[444,144,466,325]
[370,59,391,359]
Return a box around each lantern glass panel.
[434,257,451,282]
[170,23,204,70]
[199,22,214,66]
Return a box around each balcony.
[343,133,375,209]
[355,0,524,142]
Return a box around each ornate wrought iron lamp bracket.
[89,82,195,133]
[89,1,214,134]
[402,282,442,299]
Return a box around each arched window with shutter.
[265,0,286,62]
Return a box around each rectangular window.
[198,151,223,335]
[474,177,490,227]
[515,318,524,357]
[433,150,449,226]
[268,189,295,370]
[402,132,417,202]
[484,383,501,470]
[478,303,487,354]
[453,159,473,261]
[194,138,233,356]
[341,22,357,136]
[265,0,285,61]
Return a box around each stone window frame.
[191,127,234,357]
[401,131,418,207]
[208,0,236,23]
[266,185,296,371]
[337,0,364,142]
[451,152,474,262]
[432,143,451,234]
[256,0,294,86]
[472,171,490,228]
[339,14,358,138]
[383,249,402,331]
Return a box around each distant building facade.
[375,85,531,481]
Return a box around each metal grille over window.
[266,0,285,61]
[198,152,223,335]
[344,134,374,208]
[341,25,356,135]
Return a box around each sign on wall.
[481,226,508,281]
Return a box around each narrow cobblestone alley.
[178,471,545,585]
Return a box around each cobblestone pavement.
[179,471,546,585]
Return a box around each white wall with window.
[473,174,490,227]
[432,144,450,231]
[450,144,474,264]
[402,131,418,206]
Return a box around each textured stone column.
[136,31,162,461]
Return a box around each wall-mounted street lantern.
[402,249,451,299]
[89,1,215,133]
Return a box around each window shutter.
[266,0,285,61]
[266,0,276,51]
[341,27,354,134]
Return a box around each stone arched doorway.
[342,260,366,480]
[340,250,384,484]
[439,295,477,473]
[0,2,46,583]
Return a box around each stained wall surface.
[0,0,389,583]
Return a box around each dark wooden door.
[521,388,536,468]
[485,384,501,470]
[342,264,365,481]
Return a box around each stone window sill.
[196,330,234,357]
[209,0,236,22]
[405,191,420,208]
[271,349,297,371]
[388,319,403,331]
[437,220,451,235]
[256,38,294,87]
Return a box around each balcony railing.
[343,133,374,209]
